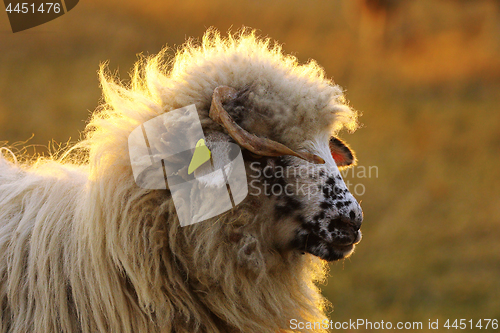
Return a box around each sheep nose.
[327,212,363,246]
[340,213,363,231]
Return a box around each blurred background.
[1,0,499,329]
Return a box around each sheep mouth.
[321,240,358,261]
[294,229,362,262]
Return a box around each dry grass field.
[1,0,499,330]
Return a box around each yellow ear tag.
[188,139,211,175]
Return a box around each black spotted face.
[244,137,363,262]
[222,88,362,261]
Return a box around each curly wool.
[0,29,357,333]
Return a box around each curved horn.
[209,86,325,164]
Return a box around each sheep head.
[206,85,363,262]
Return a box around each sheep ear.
[329,137,356,167]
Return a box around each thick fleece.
[0,29,359,333]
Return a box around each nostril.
[327,211,363,232]
[344,210,363,230]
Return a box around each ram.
[0,29,363,333]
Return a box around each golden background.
[1,0,499,327]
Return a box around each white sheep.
[0,29,362,333]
